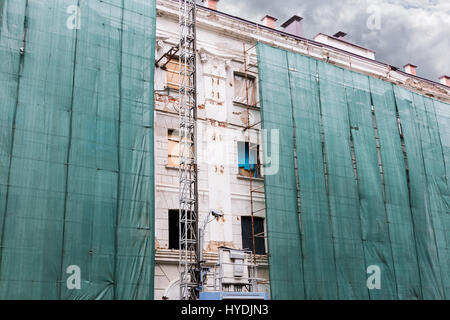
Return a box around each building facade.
[0,0,449,300]
[152,0,449,299]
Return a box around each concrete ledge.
[237,175,264,182]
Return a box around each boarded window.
[168,129,194,168]
[234,73,256,106]
[237,141,261,178]
[166,58,188,90]
[241,216,265,254]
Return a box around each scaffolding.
[242,41,265,284]
[178,0,199,300]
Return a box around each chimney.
[281,15,303,37]
[202,0,219,10]
[403,63,417,76]
[333,31,347,38]
[261,15,278,29]
[439,75,450,87]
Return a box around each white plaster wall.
[153,4,270,299]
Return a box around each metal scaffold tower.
[178,0,199,300]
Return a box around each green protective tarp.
[344,70,397,299]
[257,43,450,300]
[417,95,450,298]
[257,44,305,299]
[0,0,156,299]
[394,88,445,299]
[369,77,422,299]
[433,98,450,296]
[286,50,337,299]
[316,61,368,299]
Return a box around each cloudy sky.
[212,0,449,82]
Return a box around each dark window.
[241,216,265,254]
[168,210,179,249]
[168,209,194,250]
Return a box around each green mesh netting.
[258,43,450,300]
[433,99,450,296]
[394,88,445,299]
[369,77,422,299]
[257,43,305,300]
[0,0,156,300]
[286,50,337,299]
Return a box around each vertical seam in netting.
[368,83,399,299]
[0,0,29,279]
[430,100,449,197]
[344,82,370,299]
[149,4,157,299]
[411,95,445,298]
[392,88,424,299]
[316,61,339,299]
[59,0,80,300]
[431,104,449,192]
[113,0,125,300]
[286,55,302,231]
[285,52,306,299]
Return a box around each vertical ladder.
[243,41,265,292]
[178,0,199,300]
